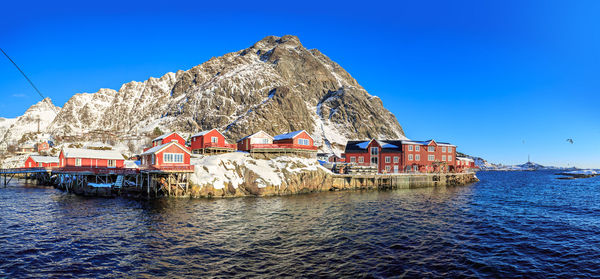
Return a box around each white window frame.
[393,156,399,163]
[442,155,446,161]
[408,154,413,161]
[211,136,218,143]
[108,160,116,168]
[448,147,452,153]
[415,154,420,161]
[298,138,310,145]
[448,156,452,162]
[385,166,391,173]
[385,156,391,163]
[415,146,420,152]
[350,157,356,163]
[163,153,184,163]
[428,155,435,161]
[75,158,81,166]
[358,157,364,163]
[428,146,435,152]
[408,145,413,151]
[393,165,398,173]
[442,147,446,152]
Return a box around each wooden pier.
[0,166,194,199]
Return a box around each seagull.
[566,139,574,144]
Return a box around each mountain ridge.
[1,35,406,154]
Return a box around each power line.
[0,47,58,116]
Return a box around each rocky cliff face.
[0,98,59,145]
[11,35,405,153]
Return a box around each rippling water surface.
[1,171,600,278]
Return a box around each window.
[442,155,446,161]
[415,146,420,151]
[163,153,184,163]
[75,158,81,166]
[108,160,116,167]
[413,165,418,171]
[415,154,420,161]
[448,156,452,162]
[370,147,379,155]
[298,138,310,145]
[385,156,391,163]
[38,162,42,167]
[211,137,218,143]
[394,156,399,163]
[408,145,413,151]
[428,155,435,161]
[393,166,398,173]
[408,154,413,161]
[442,147,446,152]
[358,157,364,163]
[350,157,356,163]
[428,146,435,152]
[385,166,391,173]
[261,138,270,144]
[448,147,452,153]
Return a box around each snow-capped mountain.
[0,98,59,146]
[3,35,406,154]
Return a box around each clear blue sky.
[1,0,599,168]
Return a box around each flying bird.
[566,139,574,144]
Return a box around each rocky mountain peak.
[0,97,60,145]
[8,35,407,154]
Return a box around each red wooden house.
[237,130,317,158]
[190,129,236,154]
[343,139,457,174]
[237,130,274,152]
[140,141,193,171]
[36,142,50,153]
[401,140,456,173]
[343,139,403,174]
[151,132,187,147]
[456,157,476,172]
[24,155,59,168]
[272,130,315,148]
[59,148,125,168]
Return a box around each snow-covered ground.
[190,152,329,189]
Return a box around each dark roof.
[344,139,404,153]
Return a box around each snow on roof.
[141,141,191,156]
[382,143,398,149]
[274,130,310,141]
[356,141,371,149]
[237,130,274,142]
[152,132,176,142]
[192,128,221,138]
[401,139,456,147]
[124,160,140,169]
[62,148,124,160]
[29,155,59,163]
[456,157,474,162]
